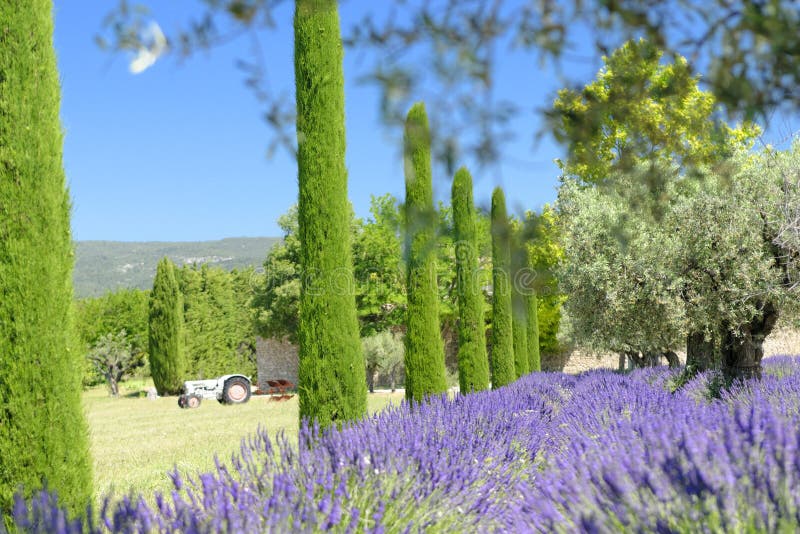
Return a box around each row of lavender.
[14,357,800,532]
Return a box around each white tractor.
[178,374,252,409]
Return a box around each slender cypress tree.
[404,102,448,401]
[294,0,366,427]
[148,257,187,395]
[527,290,542,372]
[511,224,530,377]
[490,187,516,388]
[0,0,92,518]
[452,167,490,393]
[523,218,542,372]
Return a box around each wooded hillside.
[74,237,279,297]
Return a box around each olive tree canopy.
[559,146,797,378]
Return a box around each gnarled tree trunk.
[625,350,663,368]
[642,352,661,367]
[663,350,680,368]
[686,331,717,372]
[624,351,641,368]
[623,350,679,369]
[721,302,778,381]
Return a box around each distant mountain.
[74,237,280,298]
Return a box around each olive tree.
[87,331,140,397]
[770,141,800,279]
[559,149,793,380]
[362,331,405,393]
[558,176,685,366]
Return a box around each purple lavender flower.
[10,357,800,532]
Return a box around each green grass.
[84,379,403,502]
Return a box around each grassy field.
[84,379,403,502]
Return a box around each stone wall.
[255,337,299,390]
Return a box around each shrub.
[525,206,563,359]
[75,288,149,387]
[178,265,256,379]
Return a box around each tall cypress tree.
[0,0,92,518]
[403,102,448,401]
[294,0,366,427]
[148,257,187,395]
[490,187,516,388]
[511,224,530,378]
[452,167,490,393]
[524,228,542,372]
[526,293,542,372]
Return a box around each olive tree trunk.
[721,302,778,381]
[686,331,718,372]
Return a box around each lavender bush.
[11,357,800,532]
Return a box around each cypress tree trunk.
[403,102,447,401]
[0,0,92,518]
[294,0,366,426]
[526,290,541,372]
[452,167,490,393]
[148,257,187,395]
[490,188,516,388]
[511,226,529,378]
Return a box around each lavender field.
[16,356,800,533]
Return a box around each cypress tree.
[490,187,516,388]
[294,0,366,427]
[511,224,530,378]
[0,0,92,518]
[403,102,448,401]
[522,216,542,372]
[148,257,187,395]
[451,167,490,393]
[527,292,542,372]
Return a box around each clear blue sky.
[52,2,601,242]
[52,3,796,242]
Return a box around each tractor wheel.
[187,394,202,409]
[222,376,251,405]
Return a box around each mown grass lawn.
[84,379,403,502]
